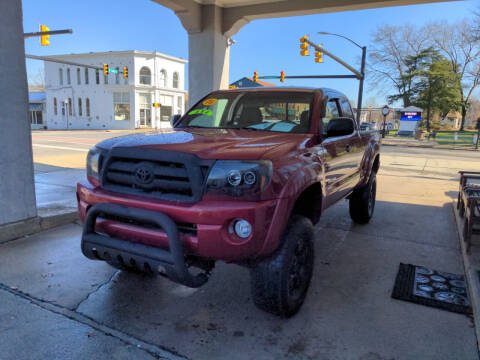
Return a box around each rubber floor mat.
[392,263,471,315]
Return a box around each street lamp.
[381,105,390,138]
[318,32,366,125]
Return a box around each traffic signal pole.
[25,54,128,78]
[23,29,72,38]
[356,46,366,127]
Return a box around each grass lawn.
[434,131,477,146]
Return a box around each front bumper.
[82,203,208,287]
[77,181,289,262]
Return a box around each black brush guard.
[81,203,209,288]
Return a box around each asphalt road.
[31,130,479,174]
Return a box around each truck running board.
[81,203,209,288]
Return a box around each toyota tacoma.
[77,87,380,317]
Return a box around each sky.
[23,0,479,106]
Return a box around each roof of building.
[245,77,276,87]
[400,105,423,112]
[44,50,187,64]
[230,76,277,88]
[29,91,46,102]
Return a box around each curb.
[0,210,78,244]
[452,201,480,352]
[382,141,477,151]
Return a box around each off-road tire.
[250,215,314,317]
[349,173,377,224]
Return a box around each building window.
[77,68,81,85]
[54,97,58,115]
[113,92,130,121]
[29,110,43,125]
[86,98,90,117]
[159,69,167,87]
[78,98,82,116]
[177,96,182,114]
[173,72,179,88]
[67,68,71,85]
[104,73,108,85]
[115,67,120,84]
[85,68,89,84]
[68,98,72,116]
[95,69,100,84]
[59,68,63,85]
[139,67,151,85]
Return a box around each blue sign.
[400,111,421,121]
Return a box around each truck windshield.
[176,92,314,133]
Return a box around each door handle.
[345,145,351,152]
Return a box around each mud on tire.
[250,215,314,317]
[349,172,377,224]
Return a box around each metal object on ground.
[457,171,480,253]
[392,263,471,314]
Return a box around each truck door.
[339,97,365,193]
[321,97,353,206]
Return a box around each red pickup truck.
[77,87,380,317]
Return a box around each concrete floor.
[3,140,479,359]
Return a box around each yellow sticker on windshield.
[202,98,218,106]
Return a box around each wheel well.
[372,154,380,174]
[291,183,322,225]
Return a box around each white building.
[44,50,187,130]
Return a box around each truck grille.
[101,148,212,203]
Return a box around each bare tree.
[28,67,45,91]
[367,24,429,107]
[426,20,480,130]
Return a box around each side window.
[322,99,340,135]
[340,97,354,120]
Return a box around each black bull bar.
[81,203,209,288]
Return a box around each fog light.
[234,219,252,239]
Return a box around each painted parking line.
[32,144,89,152]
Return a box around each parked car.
[359,122,378,131]
[77,87,380,317]
[379,122,394,131]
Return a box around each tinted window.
[340,98,354,119]
[322,99,340,135]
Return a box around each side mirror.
[170,114,181,127]
[326,117,355,137]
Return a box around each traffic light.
[300,36,309,56]
[253,71,258,83]
[40,24,50,46]
[280,71,285,83]
[315,46,323,63]
[123,66,128,79]
[103,63,109,76]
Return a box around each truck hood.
[96,128,312,160]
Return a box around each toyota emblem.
[135,165,154,185]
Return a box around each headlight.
[86,146,105,183]
[205,160,272,199]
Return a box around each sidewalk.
[383,136,478,150]
[0,166,82,243]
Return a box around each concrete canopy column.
[0,0,37,225]
[188,5,230,106]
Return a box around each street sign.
[109,68,118,74]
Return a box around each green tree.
[411,53,461,131]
